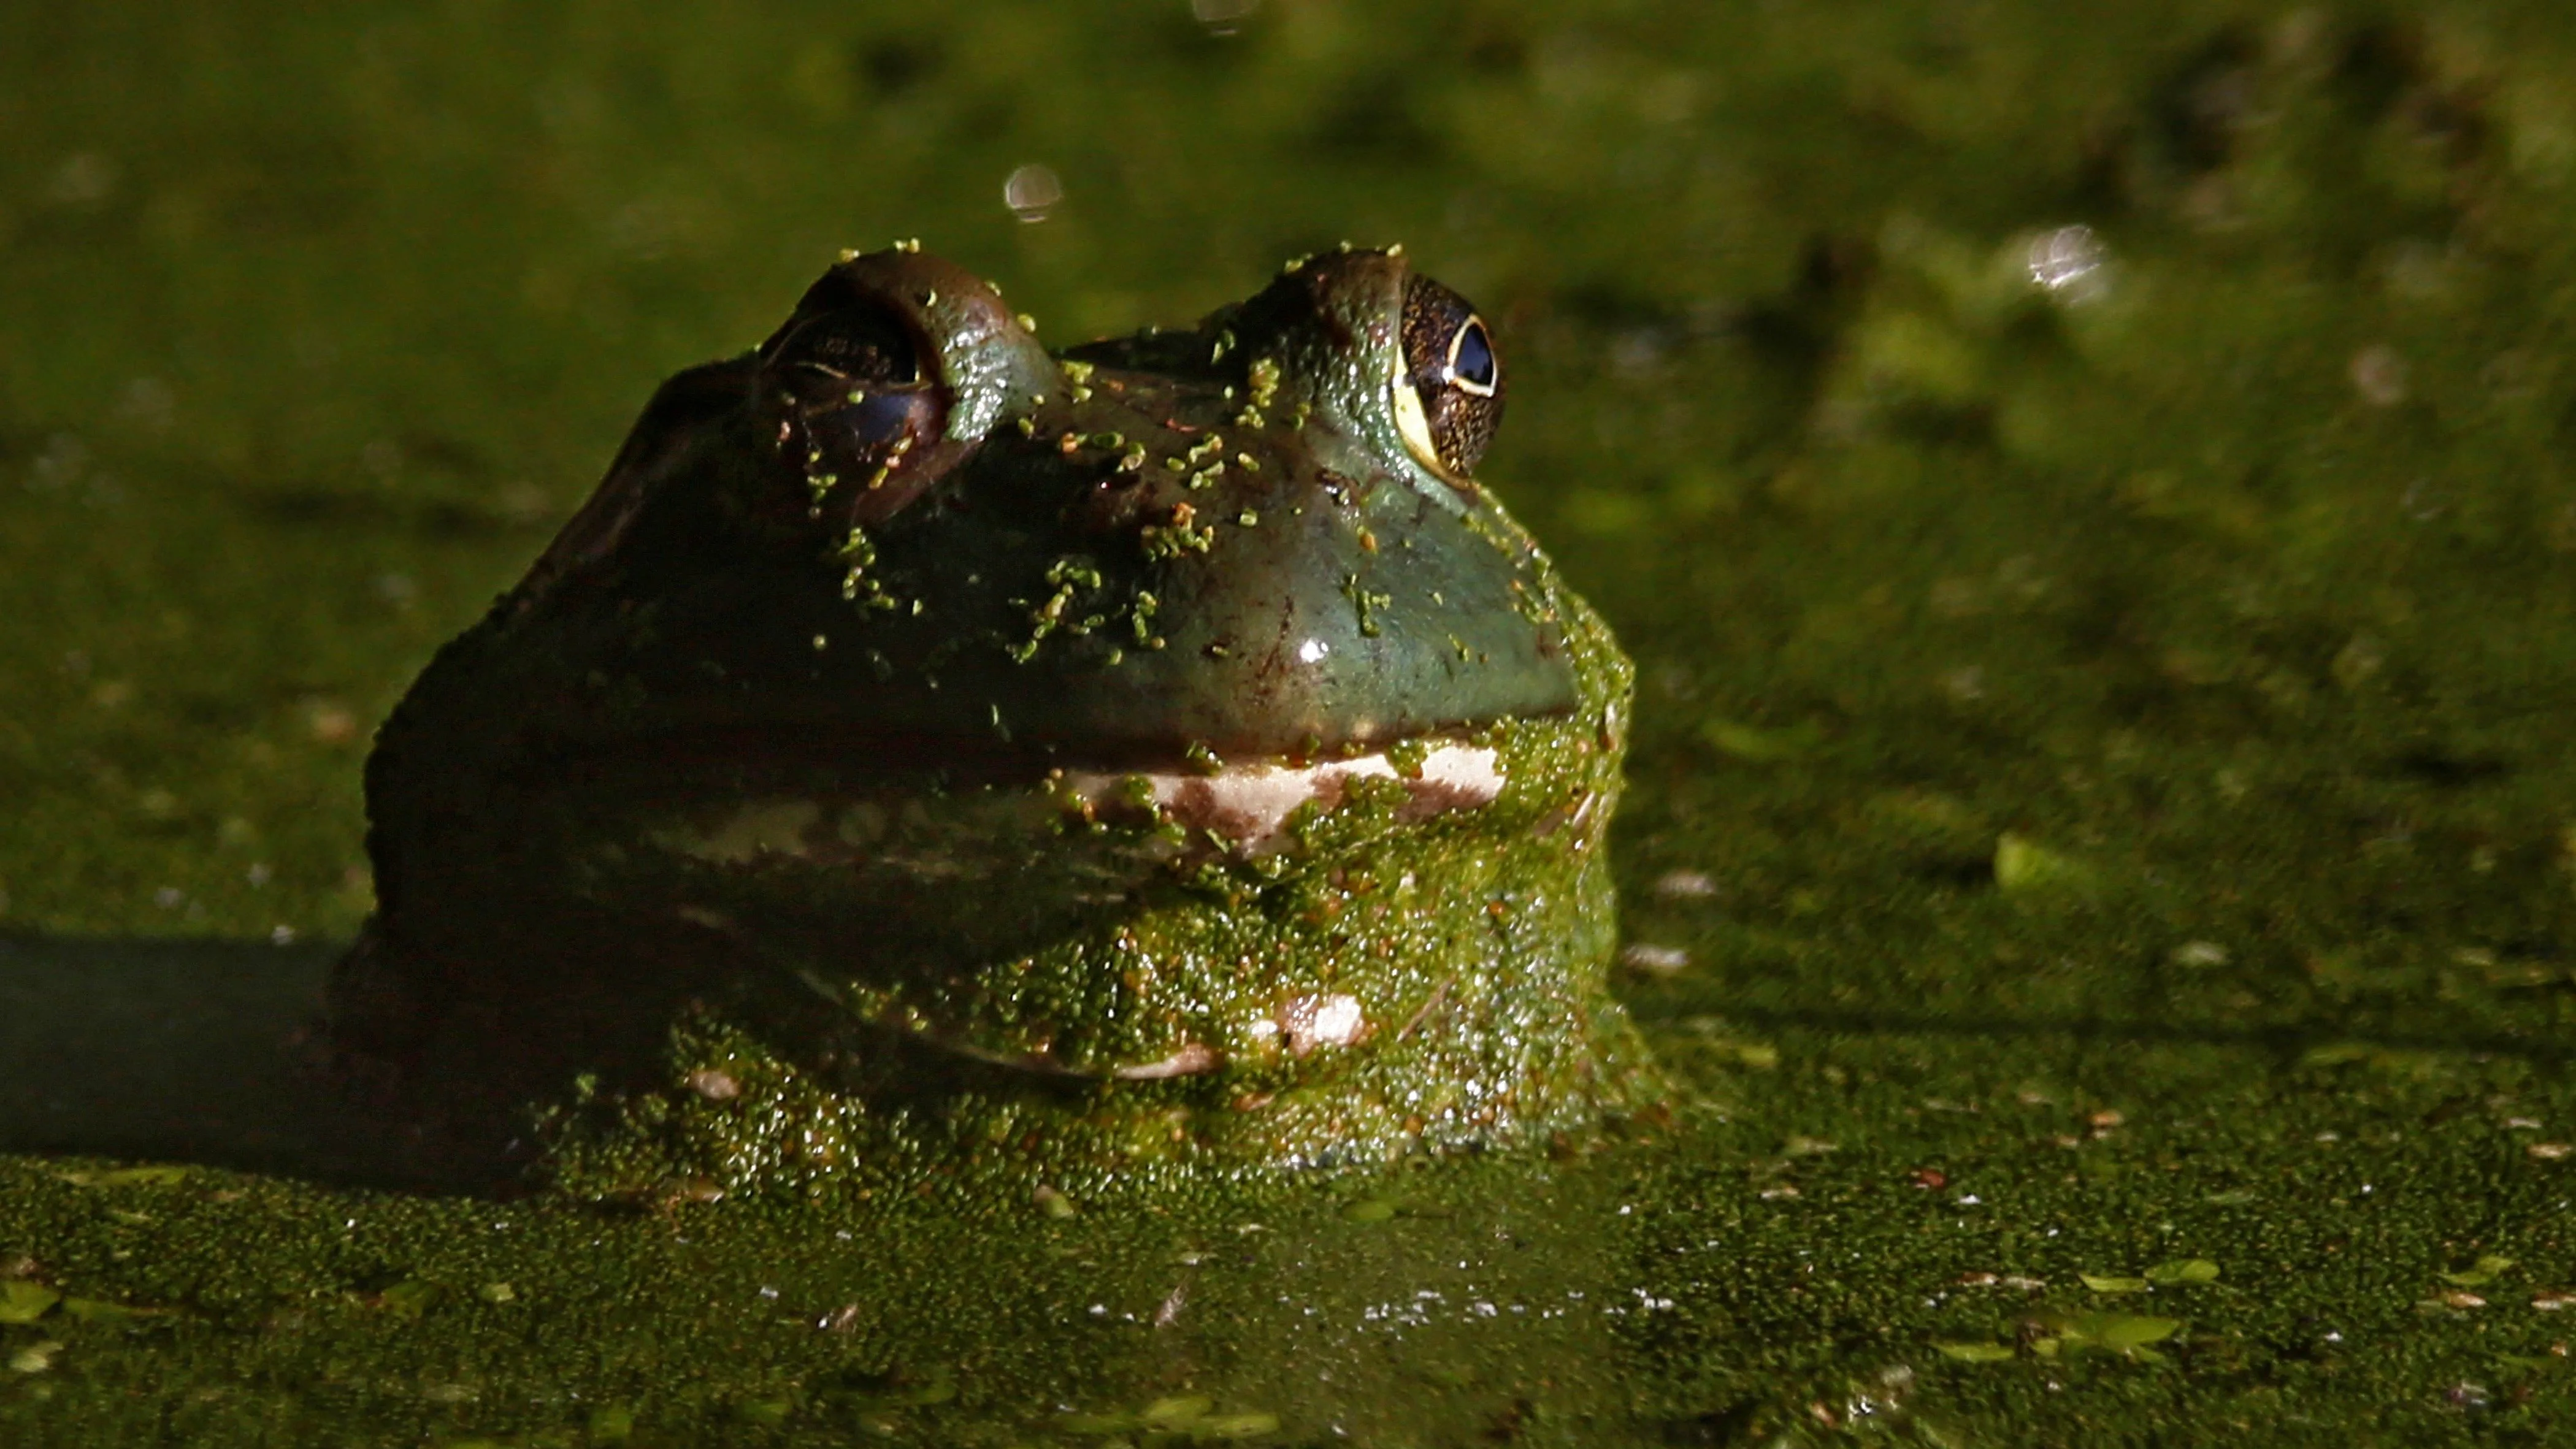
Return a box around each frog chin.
[1061,740,1503,854]
[648,738,1504,1089]
[775,963,1229,1084]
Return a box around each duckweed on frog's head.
[326,245,1651,1195]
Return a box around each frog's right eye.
[1393,274,1505,490]
[762,295,951,524]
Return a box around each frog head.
[333,246,1648,1189]
[503,243,1574,763]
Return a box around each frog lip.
[594,728,1507,852]
[795,982,1379,1085]
[788,967,1227,1084]
[938,1035,1226,1084]
[550,708,1516,794]
[1061,741,1503,852]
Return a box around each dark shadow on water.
[0,933,1681,1442]
[0,931,436,1188]
[10,931,2570,1193]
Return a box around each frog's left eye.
[762,294,951,523]
[1393,275,1505,487]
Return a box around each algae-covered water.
[9,2,2576,1442]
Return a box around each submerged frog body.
[328,245,1649,1192]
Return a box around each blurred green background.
[11,1,2576,1442]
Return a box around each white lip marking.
[1065,743,1501,852]
[1113,1042,1221,1080]
[1279,993,1366,1055]
[656,799,823,863]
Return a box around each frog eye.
[761,294,951,522]
[1393,275,1505,486]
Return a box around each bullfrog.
[326,243,1652,1194]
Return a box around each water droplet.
[2025,225,2106,302]
[1003,164,1063,223]
[1190,0,1261,35]
[46,152,118,210]
[2350,344,2409,407]
[1617,942,1689,975]
[1653,870,1717,900]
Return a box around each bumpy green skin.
[540,618,1643,1198]
[328,247,1652,1191]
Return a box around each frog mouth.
[617,733,1507,863]
[640,736,1507,1084]
[1059,740,1503,854]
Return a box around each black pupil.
[1451,322,1495,389]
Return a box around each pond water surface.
[7,4,2576,1443]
